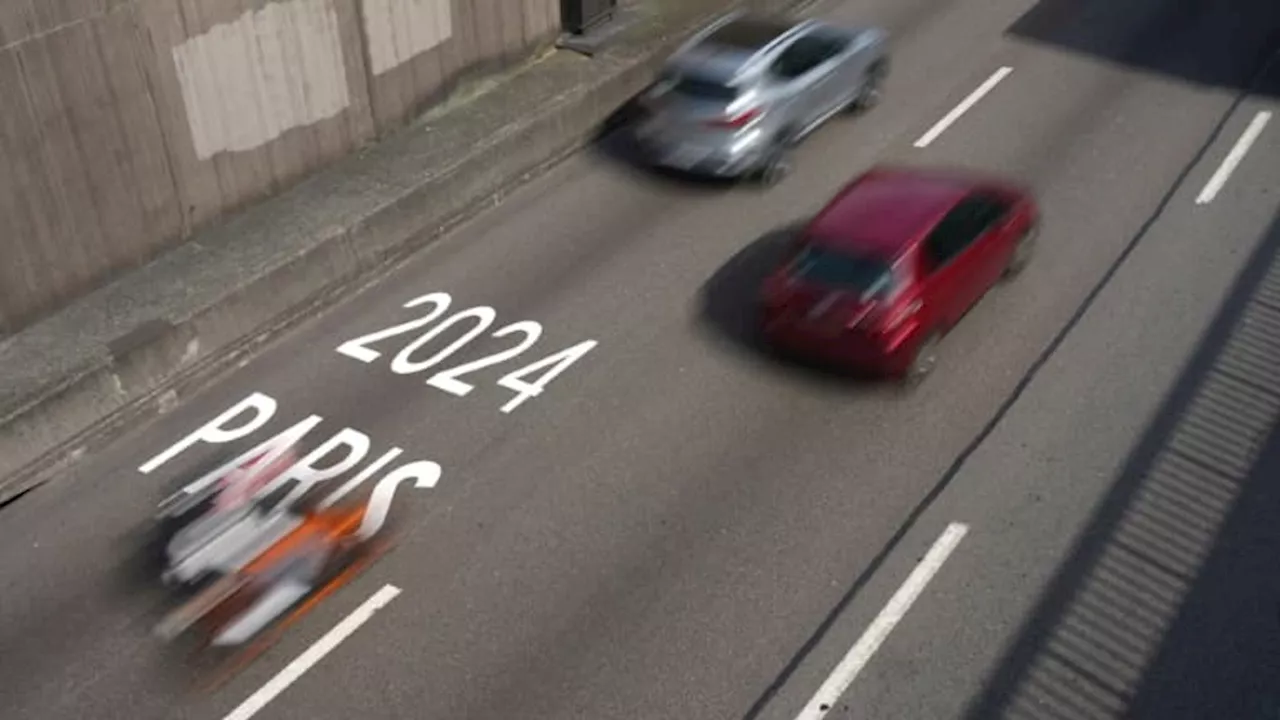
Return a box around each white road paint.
[172,0,351,159]
[221,584,403,720]
[142,390,440,537]
[794,522,970,720]
[139,392,278,475]
[1195,110,1271,205]
[334,291,600,413]
[913,67,1013,148]
[362,0,454,75]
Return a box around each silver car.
[632,12,889,185]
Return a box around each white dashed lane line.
[913,67,1014,149]
[221,584,403,720]
[793,522,970,720]
[1195,110,1271,205]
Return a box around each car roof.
[665,49,751,85]
[702,16,795,51]
[672,14,810,81]
[805,167,982,257]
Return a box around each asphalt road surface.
[3,0,1279,719]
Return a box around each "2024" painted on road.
[335,291,598,413]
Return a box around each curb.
[0,0,809,507]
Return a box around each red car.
[759,165,1039,381]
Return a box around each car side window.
[967,193,1011,233]
[924,195,1009,269]
[808,32,851,57]
[770,36,840,80]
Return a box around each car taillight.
[705,107,761,129]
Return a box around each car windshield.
[789,245,897,300]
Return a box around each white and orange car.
[150,446,392,653]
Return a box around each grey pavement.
[1,0,1278,719]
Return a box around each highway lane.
[755,49,1280,720]
[1,1,1276,719]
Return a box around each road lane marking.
[913,67,1013,148]
[1195,110,1271,204]
[333,290,599,414]
[221,583,402,720]
[794,522,969,720]
[143,391,440,540]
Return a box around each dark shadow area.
[587,94,746,192]
[692,222,895,389]
[695,223,798,353]
[1007,0,1280,97]
[963,208,1280,720]
[1128,419,1280,719]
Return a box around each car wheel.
[904,332,941,386]
[1004,221,1038,278]
[849,59,888,113]
[754,140,793,188]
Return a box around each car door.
[919,198,993,327]
[804,30,861,113]
[810,26,868,107]
[981,191,1033,278]
[960,192,1017,290]
[768,34,847,132]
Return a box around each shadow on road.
[962,209,1280,720]
[695,223,796,354]
[1006,0,1280,97]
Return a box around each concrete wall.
[0,0,560,337]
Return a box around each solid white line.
[913,67,1013,148]
[794,523,970,720]
[221,584,403,720]
[1196,110,1271,204]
